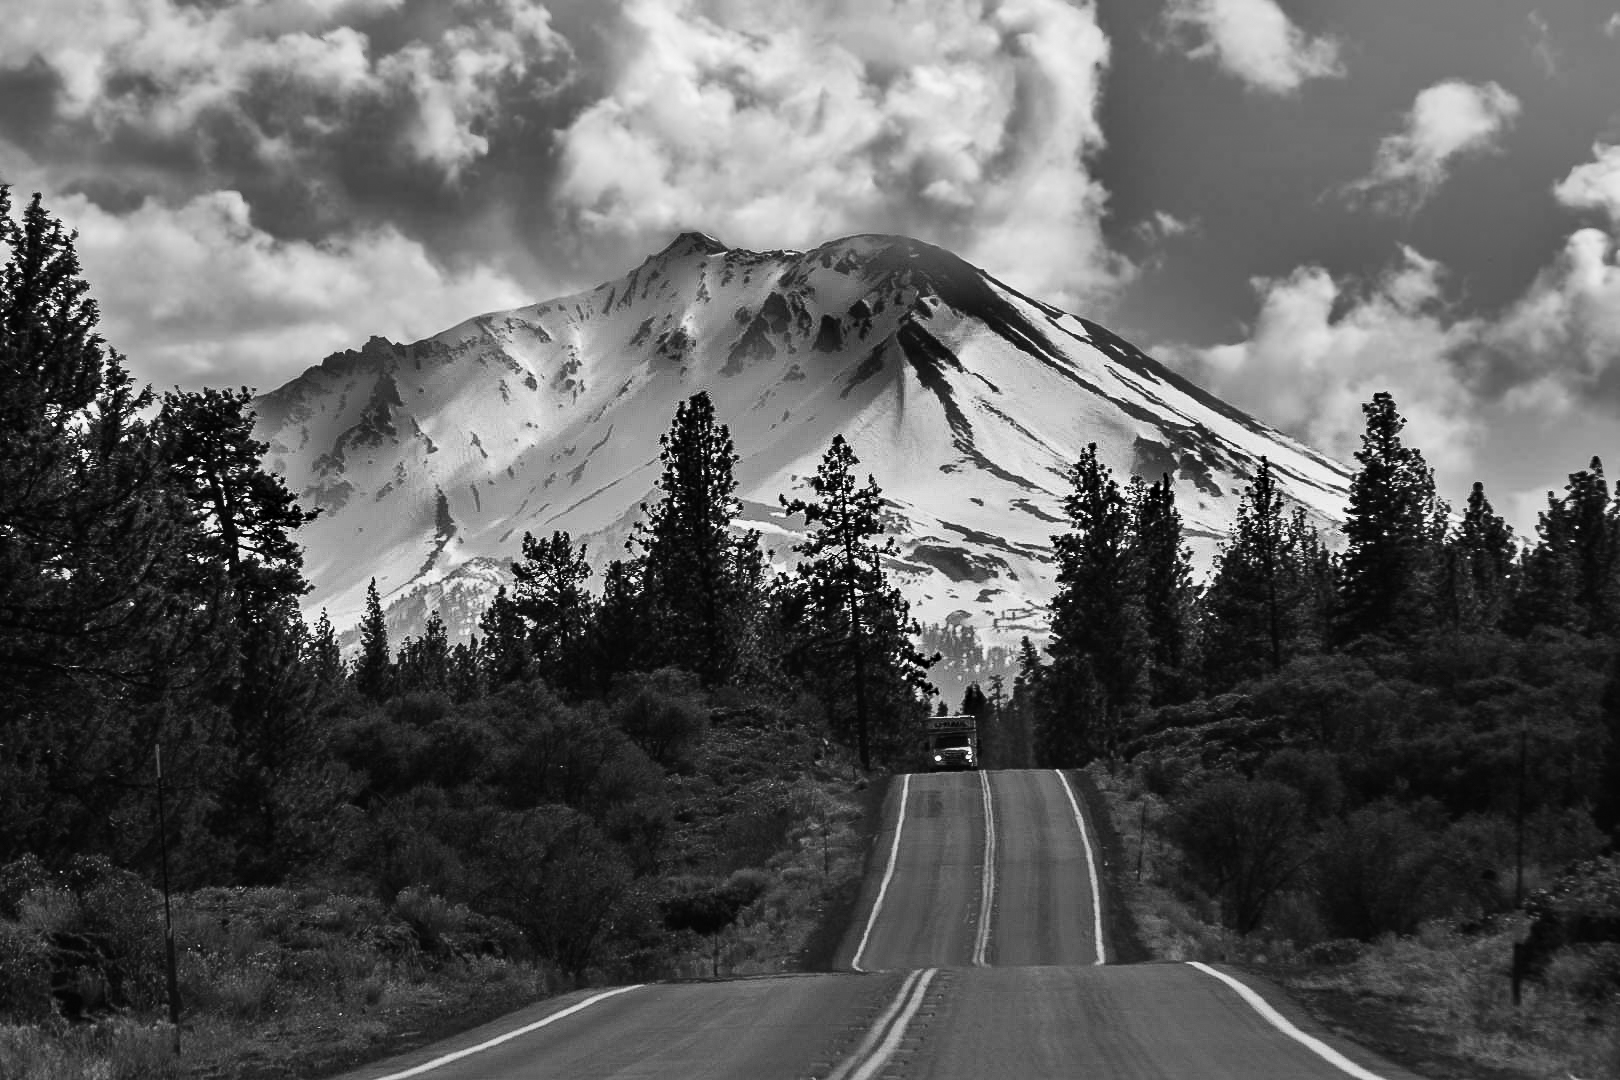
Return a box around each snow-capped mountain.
[254,232,1351,651]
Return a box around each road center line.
[823,969,923,1080]
[827,967,939,1080]
[972,769,996,966]
[1188,963,1393,1080]
[851,772,911,972]
[365,984,645,1080]
[1054,769,1107,965]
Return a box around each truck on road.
[925,714,978,771]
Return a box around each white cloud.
[47,190,530,389]
[1554,143,1620,229]
[1606,12,1620,36]
[1347,80,1522,214]
[0,0,568,178]
[1528,10,1558,78]
[553,0,1123,309]
[1167,246,1482,471]
[1135,210,1195,245]
[1489,228,1620,397]
[1161,0,1343,94]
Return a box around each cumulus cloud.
[1488,228,1620,400]
[1346,80,1522,214]
[1606,13,1620,36]
[0,0,570,179]
[1554,143,1620,229]
[553,0,1122,309]
[1161,0,1343,94]
[49,189,530,388]
[1166,247,1483,471]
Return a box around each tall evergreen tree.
[511,530,593,692]
[354,577,392,701]
[1132,474,1199,705]
[1202,459,1327,689]
[1565,459,1616,634]
[1510,489,1581,637]
[584,559,644,694]
[1044,445,1146,764]
[783,435,931,769]
[478,585,533,685]
[630,392,762,686]
[396,610,451,694]
[1335,393,1443,645]
[157,386,316,616]
[1437,481,1513,633]
[0,188,215,864]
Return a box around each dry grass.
[1289,922,1620,1080]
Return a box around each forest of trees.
[996,390,1620,943]
[0,189,937,984]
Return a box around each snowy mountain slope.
[254,232,1352,651]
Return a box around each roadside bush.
[1163,775,1310,934]
[1312,801,1445,940]
[610,669,708,769]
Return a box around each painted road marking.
[852,772,911,972]
[364,984,645,1080]
[825,968,939,1080]
[1054,770,1107,965]
[972,769,997,966]
[1189,962,1392,1080]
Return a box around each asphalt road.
[336,769,1428,1080]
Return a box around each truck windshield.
[933,735,972,749]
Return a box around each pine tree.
[1335,393,1443,645]
[1131,474,1199,705]
[478,585,533,685]
[1510,487,1581,637]
[1202,459,1330,689]
[1044,445,1147,764]
[584,560,644,694]
[354,578,392,701]
[630,392,762,686]
[396,610,451,693]
[308,609,344,689]
[1453,481,1516,631]
[511,530,593,692]
[0,188,215,864]
[783,434,932,769]
[157,386,316,616]
[1566,458,1616,634]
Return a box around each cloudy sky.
[3,0,1619,530]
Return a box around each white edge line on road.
[366,984,645,1080]
[852,772,911,972]
[1188,962,1392,1080]
[822,969,923,1080]
[1054,769,1107,966]
[972,769,996,966]
[848,968,938,1080]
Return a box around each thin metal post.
[156,745,181,1054]
[1136,799,1148,883]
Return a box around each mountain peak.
[255,229,1353,658]
[658,231,729,258]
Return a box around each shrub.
[1312,801,1444,940]
[1163,775,1310,934]
[610,669,708,769]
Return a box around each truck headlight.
[932,754,943,763]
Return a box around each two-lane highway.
[336,769,1430,1079]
